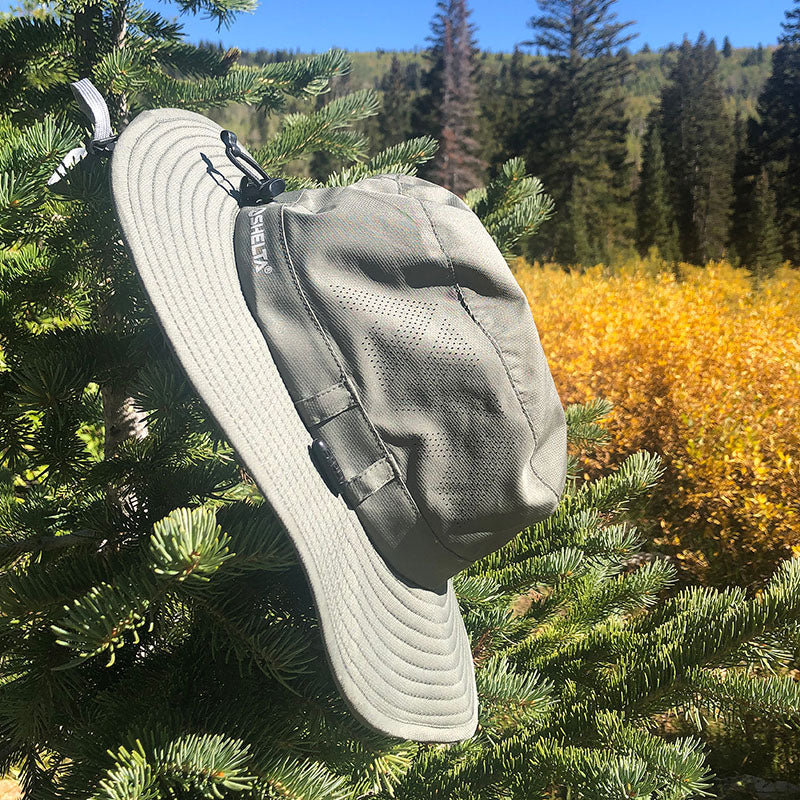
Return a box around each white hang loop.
[48,78,117,190]
[70,78,117,155]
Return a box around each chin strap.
[48,78,117,191]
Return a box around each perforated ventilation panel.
[328,281,529,558]
[277,177,564,568]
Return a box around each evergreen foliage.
[220,38,785,267]
[376,55,413,150]
[743,170,783,275]
[635,112,679,261]
[722,36,733,58]
[659,35,735,263]
[212,34,785,267]
[0,0,441,792]
[519,0,636,265]
[756,0,800,263]
[730,112,759,266]
[478,46,529,176]
[463,157,554,259]
[2,0,800,797]
[729,109,783,275]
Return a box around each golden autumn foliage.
[517,258,800,586]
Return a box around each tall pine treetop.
[525,0,636,59]
[519,0,635,264]
[659,33,734,263]
[635,112,679,262]
[415,0,485,195]
[781,0,800,42]
[757,0,800,262]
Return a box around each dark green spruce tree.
[479,47,530,175]
[742,169,783,275]
[2,2,800,798]
[730,115,782,273]
[375,54,413,150]
[413,1,458,164]
[722,35,733,58]
[659,34,734,264]
[520,0,636,265]
[756,0,800,264]
[730,111,754,264]
[636,112,679,261]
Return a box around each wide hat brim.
[110,108,478,742]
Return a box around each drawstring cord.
[220,130,285,204]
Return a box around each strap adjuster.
[88,134,118,157]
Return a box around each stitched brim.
[110,108,478,742]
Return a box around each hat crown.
[234,174,566,589]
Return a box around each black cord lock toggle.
[220,130,285,205]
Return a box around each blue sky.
[158,0,791,53]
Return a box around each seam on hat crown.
[409,193,561,504]
[275,201,466,567]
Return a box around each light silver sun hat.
[71,80,567,742]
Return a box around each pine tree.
[722,35,733,58]
[756,0,800,263]
[415,0,486,195]
[730,113,770,269]
[3,3,800,798]
[740,169,783,275]
[0,0,435,794]
[480,47,530,177]
[306,68,359,182]
[636,112,679,261]
[376,55,413,150]
[660,34,734,263]
[520,0,636,265]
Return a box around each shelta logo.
[248,208,272,273]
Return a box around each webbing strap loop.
[49,79,116,190]
[341,457,396,508]
[70,78,116,156]
[294,380,357,428]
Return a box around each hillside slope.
[211,45,773,179]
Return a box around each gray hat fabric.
[110,107,567,742]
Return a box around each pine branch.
[565,398,613,449]
[170,0,258,30]
[95,735,256,800]
[249,753,350,800]
[688,667,800,722]
[0,528,98,560]
[50,507,231,667]
[465,157,555,260]
[254,89,380,169]
[325,136,438,186]
[476,656,554,735]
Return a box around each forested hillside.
[209,34,785,267]
[214,44,773,171]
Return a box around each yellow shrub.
[516,259,800,586]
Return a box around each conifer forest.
[0,0,798,799]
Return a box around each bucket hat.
[69,81,567,742]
